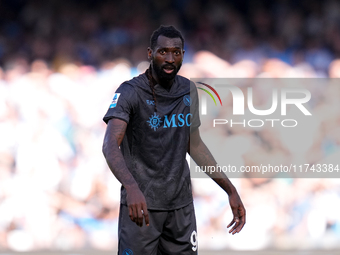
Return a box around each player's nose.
[165,52,175,63]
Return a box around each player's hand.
[227,191,246,234]
[126,186,150,227]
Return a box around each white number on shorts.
[191,230,197,251]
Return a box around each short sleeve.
[190,81,201,131]
[103,82,137,124]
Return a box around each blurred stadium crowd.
[0,0,340,252]
[1,0,340,74]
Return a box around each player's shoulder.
[175,74,198,93]
[176,74,190,84]
[117,73,148,92]
[126,73,148,87]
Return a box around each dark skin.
[188,128,246,234]
[147,35,184,89]
[102,35,246,234]
[103,118,149,227]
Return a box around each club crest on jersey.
[183,95,191,106]
[147,113,162,131]
[109,93,121,108]
[122,248,133,255]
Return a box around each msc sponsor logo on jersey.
[163,113,192,128]
[147,113,192,131]
[183,95,191,106]
[147,113,162,131]
[109,93,121,108]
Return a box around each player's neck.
[151,68,174,91]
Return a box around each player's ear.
[147,47,152,61]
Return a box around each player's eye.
[174,51,181,55]
[159,50,165,54]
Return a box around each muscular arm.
[102,118,149,227]
[188,128,246,234]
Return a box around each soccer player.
[102,25,245,255]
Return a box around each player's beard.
[152,61,182,83]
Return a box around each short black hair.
[150,25,184,50]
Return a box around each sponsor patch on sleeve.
[109,93,121,108]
